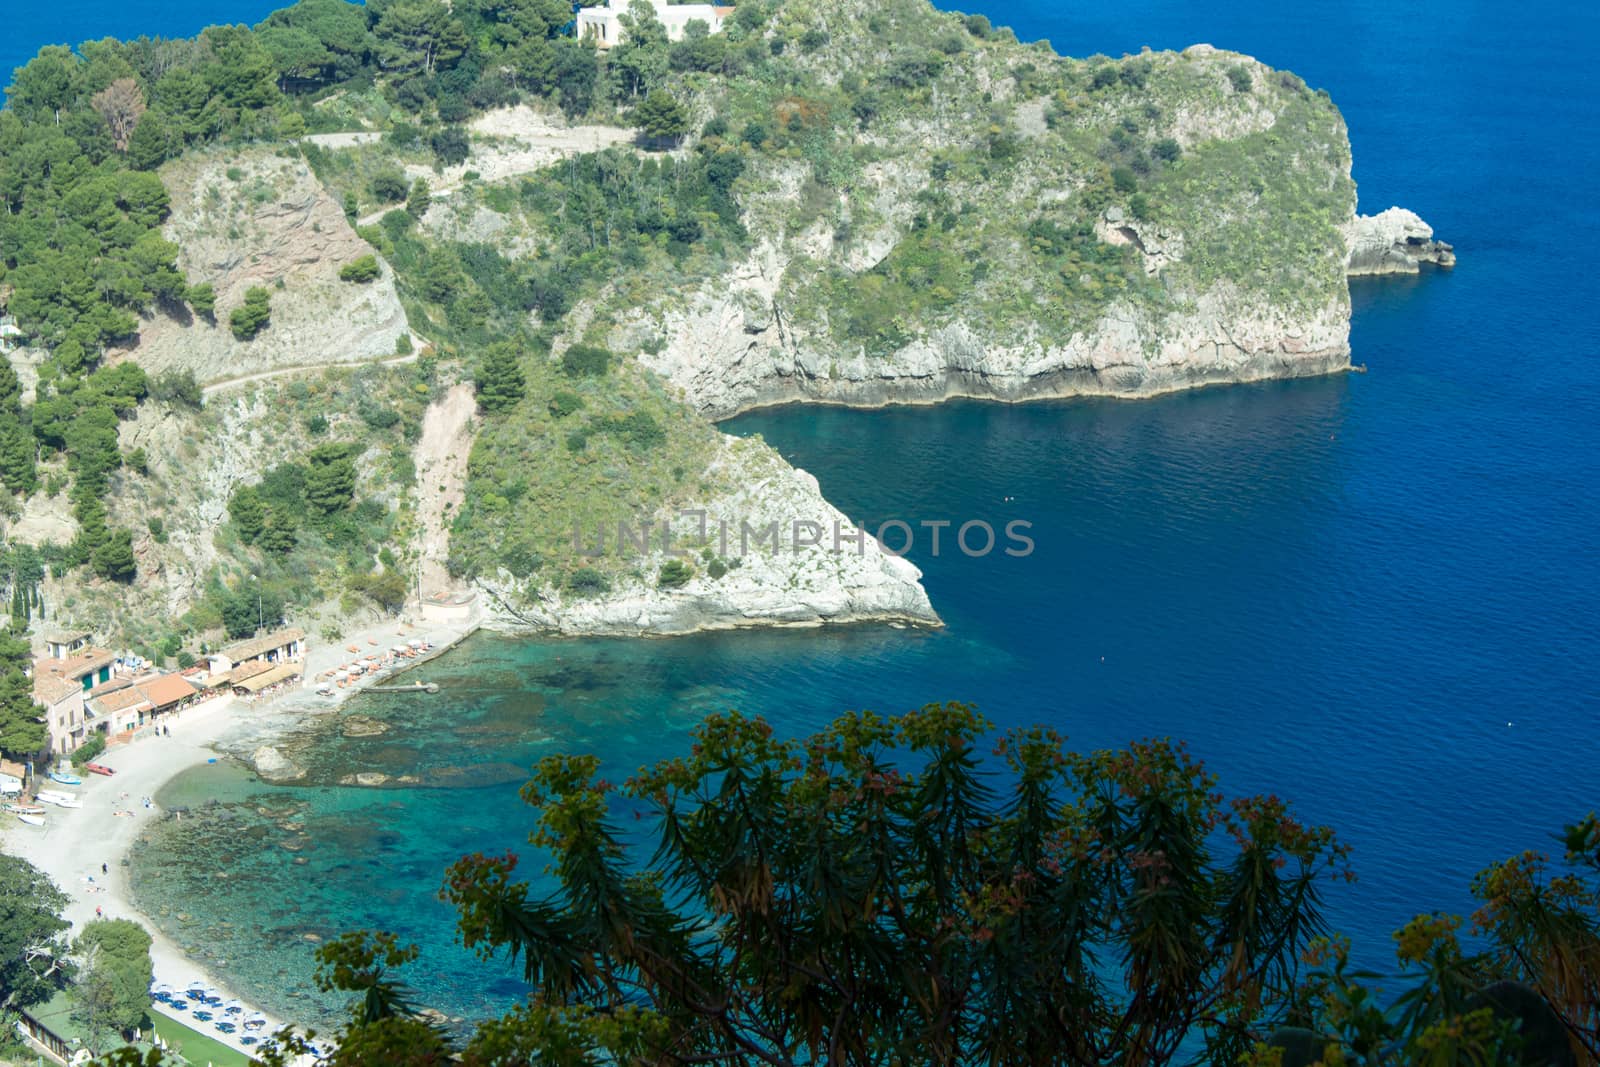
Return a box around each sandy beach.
[6,693,300,1058]
[5,613,479,1061]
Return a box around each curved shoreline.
[6,694,303,1060]
[7,616,482,1061]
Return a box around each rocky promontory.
[475,434,939,636]
[1344,207,1457,276]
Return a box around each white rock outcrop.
[630,261,1351,420]
[126,150,411,384]
[476,434,939,635]
[1344,207,1456,276]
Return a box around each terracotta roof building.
[137,673,199,712]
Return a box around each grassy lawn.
[147,1012,256,1067]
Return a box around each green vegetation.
[0,627,47,758]
[632,88,690,143]
[229,285,274,339]
[338,253,382,282]
[0,854,71,1011]
[0,0,1357,623]
[95,706,1597,1066]
[71,919,154,1047]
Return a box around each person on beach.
[102,862,108,874]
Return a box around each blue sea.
[12,0,1600,1032]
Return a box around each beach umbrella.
[223,1000,243,1014]
[216,1020,237,1034]
[151,983,174,1000]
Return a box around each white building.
[576,0,732,47]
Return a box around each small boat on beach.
[15,812,44,826]
[4,803,45,815]
[49,771,82,785]
[84,762,116,776]
[35,790,82,808]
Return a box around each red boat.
[84,762,116,777]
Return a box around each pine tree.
[474,342,526,413]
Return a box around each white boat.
[15,812,44,826]
[4,803,45,815]
[35,791,82,809]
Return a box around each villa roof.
[219,627,305,664]
[38,646,116,679]
[233,662,302,693]
[31,674,81,705]
[87,677,134,699]
[89,687,151,715]
[44,629,91,644]
[138,673,199,710]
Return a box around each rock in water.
[1344,206,1456,275]
[251,745,306,782]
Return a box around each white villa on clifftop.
[576,0,732,47]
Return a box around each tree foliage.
[632,88,689,143]
[0,628,48,757]
[0,853,71,1013]
[71,919,153,1044]
[473,342,526,414]
[230,285,274,340]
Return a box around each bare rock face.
[476,434,939,636]
[1344,207,1456,275]
[630,252,1352,421]
[124,149,411,383]
[252,745,306,782]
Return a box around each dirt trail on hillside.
[413,383,478,601]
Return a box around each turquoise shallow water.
[12,0,1600,1033]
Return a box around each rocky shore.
[474,434,940,635]
[1344,207,1457,276]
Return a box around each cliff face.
[1344,207,1457,276]
[126,149,413,384]
[471,433,939,635]
[631,250,1351,420]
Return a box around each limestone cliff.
[472,433,938,635]
[124,149,414,384]
[1344,207,1457,276]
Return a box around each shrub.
[186,282,216,319]
[73,734,107,763]
[151,369,203,408]
[547,390,583,418]
[431,126,471,166]
[657,559,693,588]
[370,170,409,203]
[964,13,992,37]
[229,287,273,341]
[1228,64,1253,93]
[339,255,382,283]
[407,179,432,218]
[560,344,612,378]
[306,413,329,435]
[707,557,727,580]
[565,567,610,596]
[1111,166,1138,194]
[1153,137,1182,163]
